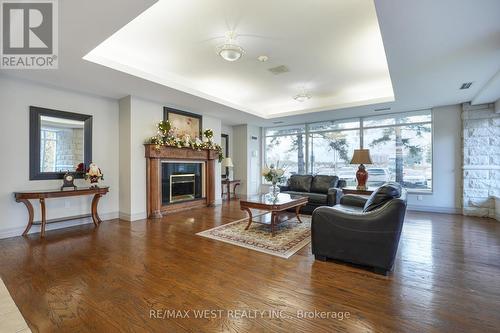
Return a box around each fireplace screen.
[162,162,204,205]
[170,174,196,203]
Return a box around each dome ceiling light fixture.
[294,88,311,102]
[217,31,244,62]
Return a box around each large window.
[363,111,432,190]
[264,125,306,178]
[264,110,433,191]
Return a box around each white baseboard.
[0,211,119,240]
[119,211,147,221]
[407,205,461,215]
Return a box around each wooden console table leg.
[233,183,240,199]
[91,194,103,226]
[226,183,231,201]
[242,207,253,230]
[17,199,34,236]
[39,198,47,238]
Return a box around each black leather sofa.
[279,175,346,214]
[311,182,408,275]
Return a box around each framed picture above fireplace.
[164,107,202,139]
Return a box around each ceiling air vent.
[460,82,473,89]
[374,107,391,112]
[272,121,284,124]
[268,65,289,75]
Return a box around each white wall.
[130,98,165,215]
[221,124,233,178]
[204,116,223,203]
[232,125,262,196]
[221,125,233,156]
[118,96,160,220]
[406,104,462,213]
[247,125,261,195]
[118,96,223,220]
[0,76,120,238]
[232,125,248,195]
[118,96,132,216]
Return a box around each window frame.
[263,110,433,193]
[40,128,58,172]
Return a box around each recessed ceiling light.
[217,31,244,62]
[258,55,269,62]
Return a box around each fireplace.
[145,144,218,218]
[170,174,195,203]
[161,162,205,205]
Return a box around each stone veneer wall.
[55,128,84,171]
[462,102,500,221]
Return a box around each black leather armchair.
[311,183,408,275]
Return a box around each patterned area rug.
[197,213,311,258]
[0,278,31,332]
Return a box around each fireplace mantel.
[145,144,218,218]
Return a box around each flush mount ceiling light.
[217,31,244,62]
[294,88,311,102]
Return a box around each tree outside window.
[264,110,432,191]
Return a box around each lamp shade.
[221,157,234,168]
[350,149,373,165]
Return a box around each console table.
[14,187,109,238]
[342,187,376,196]
[221,179,241,201]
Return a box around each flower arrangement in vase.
[148,120,224,162]
[204,128,214,142]
[262,163,286,198]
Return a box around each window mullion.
[360,118,364,149]
[305,124,309,174]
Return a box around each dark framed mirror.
[221,134,229,178]
[29,106,92,180]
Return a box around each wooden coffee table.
[240,193,308,237]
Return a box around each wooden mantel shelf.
[145,144,218,219]
[144,144,219,160]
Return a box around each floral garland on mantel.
[147,120,224,162]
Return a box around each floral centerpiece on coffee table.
[148,120,224,162]
[262,163,286,197]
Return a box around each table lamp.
[350,149,373,190]
[221,157,234,180]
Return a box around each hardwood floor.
[0,200,499,332]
